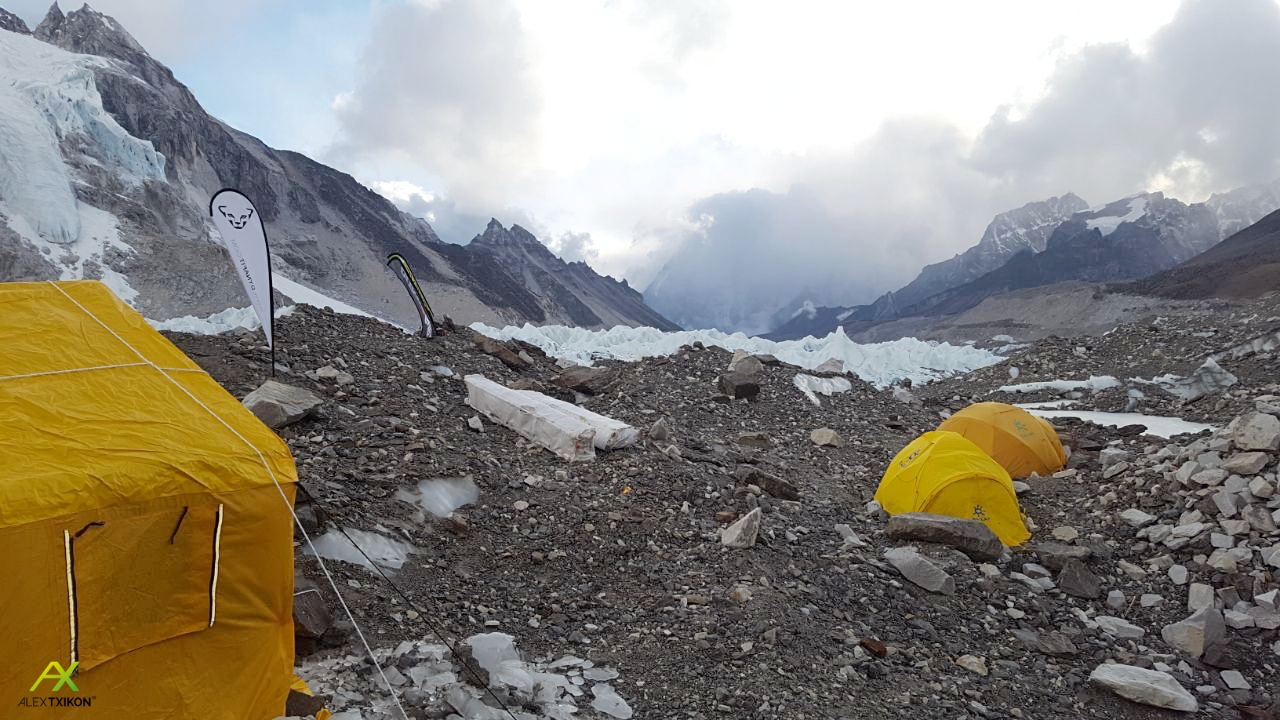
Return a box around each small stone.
[1168,565,1189,585]
[721,508,762,549]
[1187,583,1214,612]
[1119,508,1156,528]
[513,500,529,511]
[955,655,988,676]
[1103,461,1129,479]
[648,417,670,442]
[1106,590,1126,610]
[884,546,955,595]
[1032,542,1091,572]
[1095,615,1145,639]
[1211,491,1240,518]
[1219,670,1250,690]
[810,428,843,447]
[1088,664,1197,712]
[1100,447,1130,468]
[1058,559,1101,599]
[467,415,484,432]
[716,371,760,401]
[1223,610,1255,629]
[1249,476,1275,498]
[1141,594,1164,608]
[1052,526,1079,542]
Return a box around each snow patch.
[999,376,1121,394]
[1086,197,1148,237]
[1022,409,1214,439]
[471,324,1002,387]
[791,300,817,320]
[272,274,374,317]
[307,528,415,572]
[147,305,295,335]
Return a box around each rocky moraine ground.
[165,294,1280,720]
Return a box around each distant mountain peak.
[36,2,149,59]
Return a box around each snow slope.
[1085,196,1148,236]
[0,30,164,294]
[148,273,370,334]
[471,324,1002,387]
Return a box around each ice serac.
[0,5,675,331]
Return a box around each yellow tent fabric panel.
[875,430,1031,546]
[0,281,297,718]
[0,281,295,527]
[937,402,1066,478]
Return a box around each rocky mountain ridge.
[768,188,1280,341]
[0,3,674,331]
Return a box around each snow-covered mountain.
[768,185,1280,340]
[0,4,674,331]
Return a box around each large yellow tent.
[937,402,1067,478]
[875,430,1030,546]
[0,281,297,718]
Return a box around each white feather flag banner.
[209,188,275,349]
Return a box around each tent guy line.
[44,281,412,720]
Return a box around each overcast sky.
[12,0,1280,294]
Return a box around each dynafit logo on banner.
[209,188,275,349]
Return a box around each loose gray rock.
[1222,451,1270,475]
[242,380,323,428]
[883,546,955,595]
[1161,608,1226,658]
[1089,664,1197,712]
[1058,559,1102,599]
[716,371,760,401]
[810,427,843,447]
[884,512,1004,561]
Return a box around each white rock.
[1106,590,1126,610]
[1211,491,1240,518]
[1096,615,1145,639]
[884,546,955,595]
[1249,477,1275,498]
[1187,583,1214,612]
[1220,670,1251,690]
[721,508,763,549]
[1100,447,1130,468]
[1168,565,1189,585]
[1224,609,1255,629]
[1141,594,1164,608]
[1233,411,1280,451]
[590,683,634,719]
[1052,526,1079,542]
[1088,664,1197,712]
[955,655,988,676]
[1256,589,1278,611]
[1119,509,1156,528]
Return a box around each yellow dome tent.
[937,402,1067,478]
[875,430,1030,546]
[0,281,298,718]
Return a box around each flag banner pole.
[387,253,437,338]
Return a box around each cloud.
[329,0,541,213]
[646,0,1280,333]
[546,231,599,264]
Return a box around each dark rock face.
[2,5,677,332]
[0,6,29,33]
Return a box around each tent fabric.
[0,281,297,718]
[875,430,1031,546]
[937,402,1067,478]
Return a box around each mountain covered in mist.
[0,3,674,331]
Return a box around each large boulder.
[884,513,1004,561]
[1232,411,1280,451]
[1088,664,1197,712]
[293,578,333,656]
[474,335,531,371]
[716,372,760,401]
[553,366,620,395]
[242,380,323,428]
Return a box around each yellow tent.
[875,430,1030,546]
[937,402,1067,478]
[0,281,297,718]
